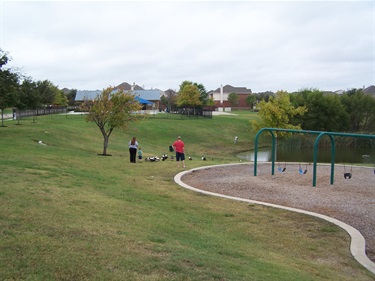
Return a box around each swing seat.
[344,172,352,179]
[299,169,307,175]
[278,167,286,173]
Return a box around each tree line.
[0,49,76,117]
[252,89,375,138]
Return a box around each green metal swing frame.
[253,128,375,186]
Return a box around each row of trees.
[0,49,75,123]
[252,89,375,136]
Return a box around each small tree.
[178,80,207,107]
[80,87,143,155]
[227,92,239,107]
[176,83,202,115]
[246,94,257,109]
[251,90,307,138]
[251,90,307,161]
[53,90,68,107]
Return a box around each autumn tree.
[176,82,202,115]
[178,80,206,106]
[251,90,307,138]
[80,87,143,155]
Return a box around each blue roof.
[134,96,153,104]
[75,89,162,101]
[75,90,102,101]
[133,90,162,100]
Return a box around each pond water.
[238,147,375,164]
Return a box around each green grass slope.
[0,113,373,280]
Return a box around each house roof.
[75,89,161,102]
[75,90,102,101]
[133,90,162,100]
[364,85,375,95]
[115,82,144,91]
[212,84,252,94]
[163,89,177,96]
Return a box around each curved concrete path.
[174,164,375,275]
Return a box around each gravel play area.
[181,162,375,262]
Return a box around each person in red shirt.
[172,136,186,168]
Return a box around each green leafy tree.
[207,97,215,106]
[66,89,77,106]
[53,90,68,107]
[0,49,20,126]
[177,82,202,114]
[340,88,375,132]
[195,83,208,105]
[227,92,239,107]
[80,87,143,155]
[36,80,60,106]
[290,88,348,132]
[246,94,257,109]
[15,77,38,123]
[251,90,307,138]
[257,91,274,102]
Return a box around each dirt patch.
[181,163,375,262]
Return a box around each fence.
[151,109,213,120]
[13,107,67,119]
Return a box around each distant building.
[75,82,163,111]
[364,85,375,96]
[208,84,252,108]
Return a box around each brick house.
[208,84,252,109]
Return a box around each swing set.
[253,128,375,187]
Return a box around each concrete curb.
[174,163,375,275]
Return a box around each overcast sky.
[1,0,374,93]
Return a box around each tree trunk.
[102,136,109,155]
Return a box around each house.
[208,84,252,109]
[75,82,163,111]
[115,82,143,91]
[132,89,162,110]
[364,85,375,97]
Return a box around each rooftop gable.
[364,85,375,95]
[212,84,252,94]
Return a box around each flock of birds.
[144,154,208,162]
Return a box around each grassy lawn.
[0,112,374,280]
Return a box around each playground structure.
[253,128,375,186]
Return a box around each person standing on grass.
[128,137,139,163]
[138,147,143,162]
[172,136,185,168]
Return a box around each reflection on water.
[238,147,375,164]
